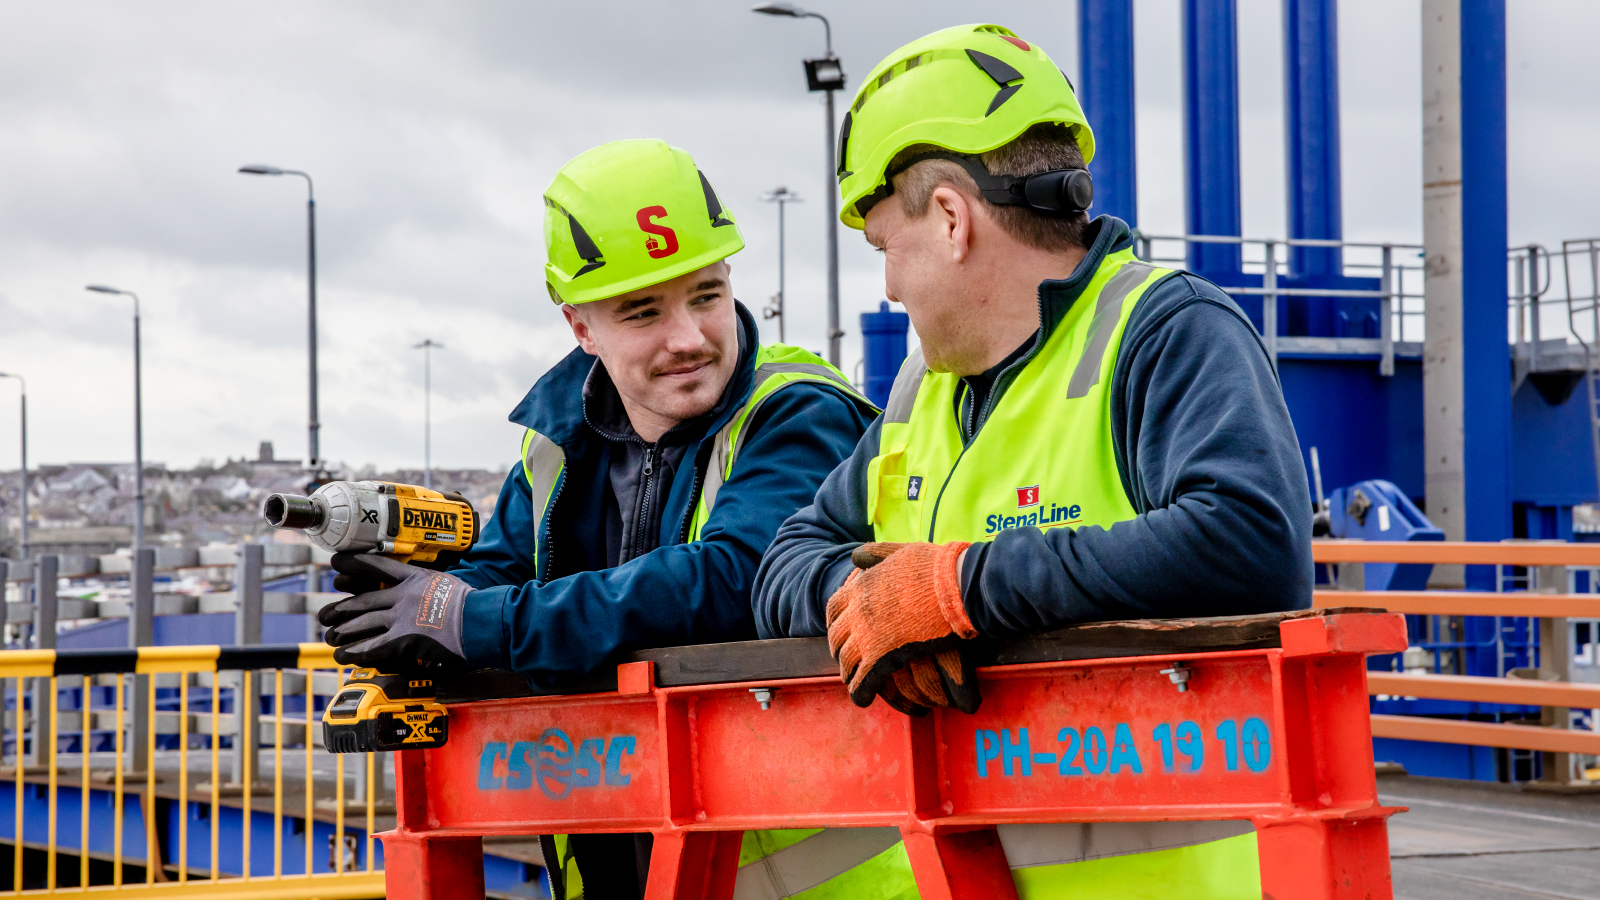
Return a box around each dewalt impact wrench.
[262,481,478,754]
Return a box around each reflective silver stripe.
[748,361,857,394]
[521,431,565,535]
[882,347,928,425]
[699,363,868,518]
[731,827,903,900]
[996,820,1254,869]
[700,421,735,518]
[1065,262,1155,399]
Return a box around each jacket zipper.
[629,443,660,562]
[537,471,566,584]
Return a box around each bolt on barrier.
[0,642,384,898]
[385,609,1407,900]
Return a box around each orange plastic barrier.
[380,612,1406,900]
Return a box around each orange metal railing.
[1312,540,1600,762]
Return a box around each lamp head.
[238,164,285,176]
[804,56,846,92]
[85,285,124,295]
[752,2,805,16]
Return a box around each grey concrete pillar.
[232,544,263,786]
[1422,1,1512,590]
[128,547,155,774]
[1422,0,1466,586]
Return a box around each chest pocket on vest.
[868,448,923,540]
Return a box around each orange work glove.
[849,543,981,716]
[826,540,980,713]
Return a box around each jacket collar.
[1036,215,1135,338]
[508,300,760,446]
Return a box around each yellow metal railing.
[0,644,385,898]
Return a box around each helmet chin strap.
[862,150,1094,220]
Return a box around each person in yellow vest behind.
[753,25,1312,899]
[316,139,876,899]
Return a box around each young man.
[754,25,1311,899]
[317,139,876,898]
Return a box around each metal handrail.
[1310,540,1600,775]
[0,643,384,896]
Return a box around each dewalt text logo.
[403,508,458,531]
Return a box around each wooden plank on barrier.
[1312,540,1600,566]
[1313,590,1600,618]
[439,609,1372,703]
[1368,672,1600,708]
[1370,714,1600,755]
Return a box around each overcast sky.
[0,1,1594,475]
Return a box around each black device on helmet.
[869,150,1094,219]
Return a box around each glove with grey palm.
[319,552,471,668]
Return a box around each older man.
[755,24,1310,899]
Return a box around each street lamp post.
[238,165,322,475]
[84,286,144,550]
[0,374,27,561]
[761,187,802,343]
[413,340,444,490]
[753,2,846,365]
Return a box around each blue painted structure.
[1326,479,1444,590]
[1077,0,1136,226]
[859,301,910,409]
[1074,0,1588,783]
[1460,1,1513,581]
[1181,0,1244,277]
[1283,0,1342,279]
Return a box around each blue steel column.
[1283,0,1343,278]
[1182,0,1242,275]
[1460,1,1511,559]
[1078,0,1137,227]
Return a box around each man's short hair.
[889,123,1091,251]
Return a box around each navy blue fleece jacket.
[753,217,1313,639]
[452,303,875,682]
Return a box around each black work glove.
[319,552,472,669]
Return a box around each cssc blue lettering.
[573,738,605,788]
[506,741,534,790]
[477,742,507,790]
[605,736,635,786]
[986,515,999,534]
[975,730,1000,777]
[1001,728,1031,776]
[1068,504,1081,520]
[481,733,637,798]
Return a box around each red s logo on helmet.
[636,206,679,259]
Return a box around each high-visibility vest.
[848,248,1262,898]
[522,344,875,900]
[519,344,870,581]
